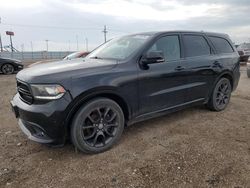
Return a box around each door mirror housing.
[142,51,165,65]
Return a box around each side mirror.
[142,51,165,65]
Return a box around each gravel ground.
[0,64,249,188]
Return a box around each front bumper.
[11,92,72,145]
[15,64,24,72]
[18,119,53,143]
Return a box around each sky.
[0,0,250,51]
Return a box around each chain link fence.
[0,51,73,61]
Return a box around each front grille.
[17,80,33,104]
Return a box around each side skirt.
[127,98,205,126]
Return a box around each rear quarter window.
[208,36,234,54]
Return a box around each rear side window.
[209,36,234,54]
[183,35,211,57]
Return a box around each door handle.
[175,66,185,71]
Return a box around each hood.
[16,58,117,83]
[0,57,22,63]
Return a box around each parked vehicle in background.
[29,51,90,68]
[0,57,23,75]
[63,51,90,60]
[247,62,250,78]
[237,43,250,62]
[11,31,240,154]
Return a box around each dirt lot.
[0,64,249,188]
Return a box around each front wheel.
[1,64,14,75]
[207,78,232,111]
[71,98,125,153]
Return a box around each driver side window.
[147,35,180,62]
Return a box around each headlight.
[31,84,66,100]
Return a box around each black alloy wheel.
[1,64,14,75]
[71,98,124,153]
[208,78,232,111]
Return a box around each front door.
[138,34,188,115]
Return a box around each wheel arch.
[0,62,10,69]
[207,71,234,103]
[65,88,131,135]
[218,71,234,89]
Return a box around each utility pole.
[0,17,2,52]
[21,44,24,52]
[85,38,88,51]
[76,35,79,51]
[6,31,14,52]
[102,25,108,43]
[68,40,71,51]
[9,34,13,52]
[21,44,24,59]
[0,34,3,52]
[31,41,33,52]
[45,40,49,51]
[31,41,33,59]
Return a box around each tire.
[247,68,250,78]
[1,63,14,75]
[207,78,232,111]
[71,98,125,154]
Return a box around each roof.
[133,30,229,38]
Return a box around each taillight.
[238,51,244,55]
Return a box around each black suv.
[11,31,240,153]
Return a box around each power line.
[0,22,127,33]
[1,22,101,31]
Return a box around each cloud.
[0,0,43,9]
[67,0,224,21]
[0,0,249,51]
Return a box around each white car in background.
[237,43,250,62]
[63,51,90,60]
[29,51,90,67]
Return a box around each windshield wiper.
[90,56,103,59]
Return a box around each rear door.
[180,34,218,102]
[208,36,237,66]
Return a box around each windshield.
[87,34,152,60]
[238,43,250,50]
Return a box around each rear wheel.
[207,78,232,111]
[71,98,125,153]
[1,64,14,75]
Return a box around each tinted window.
[183,35,211,57]
[147,35,180,61]
[209,36,234,53]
